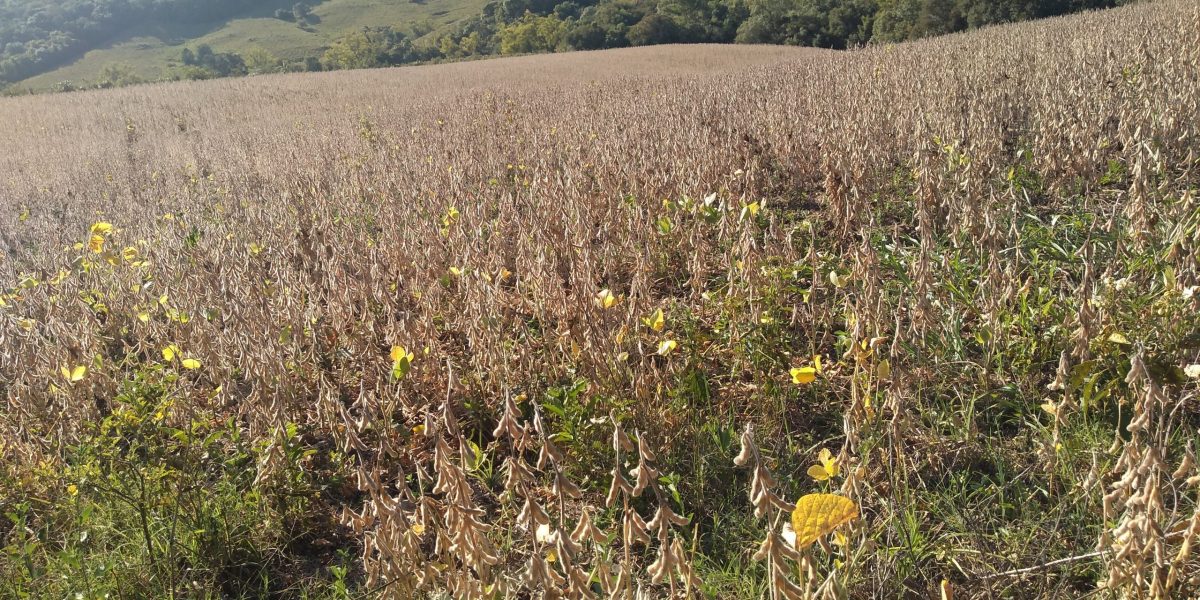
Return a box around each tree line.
[317,0,1132,71]
[1,0,1132,90]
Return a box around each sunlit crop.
[1,2,1199,598]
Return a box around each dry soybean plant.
[1,1,1200,598]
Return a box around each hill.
[1,0,488,91]
[2,0,1133,93]
[2,2,1199,599]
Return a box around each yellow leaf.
[181,358,202,370]
[807,464,832,481]
[448,266,463,276]
[739,201,761,222]
[88,234,105,254]
[162,345,179,362]
[390,345,414,363]
[853,339,874,362]
[809,448,840,481]
[819,448,839,475]
[121,246,138,261]
[89,222,113,235]
[791,367,817,384]
[596,288,617,309]
[390,345,414,380]
[876,359,891,380]
[657,339,677,356]
[1107,332,1131,346]
[642,308,665,332]
[833,530,848,548]
[61,365,87,383]
[790,494,859,548]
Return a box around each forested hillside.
[1,0,1136,91]
[305,0,1135,74]
[0,0,291,83]
[448,0,1133,55]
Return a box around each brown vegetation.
[1,3,1199,598]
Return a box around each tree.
[497,13,566,55]
[735,0,828,46]
[459,31,481,55]
[321,31,386,70]
[438,35,460,58]
[209,52,246,76]
[626,13,679,46]
[581,0,653,48]
[195,44,214,64]
[180,47,195,65]
[553,1,582,20]
[242,46,279,74]
[565,21,607,49]
[915,0,963,38]
[96,62,142,88]
[826,0,876,47]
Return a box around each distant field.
[17,0,485,90]
[2,5,1199,599]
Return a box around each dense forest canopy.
[0,0,1132,87]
